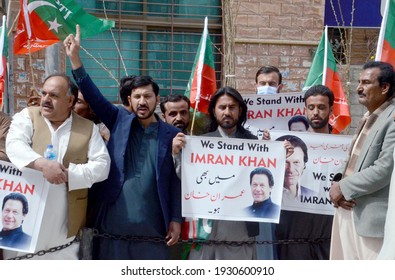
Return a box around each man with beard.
[173,87,259,259]
[160,94,190,133]
[274,86,335,260]
[162,95,190,180]
[304,85,334,134]
[64,25,181,260]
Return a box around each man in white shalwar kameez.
[3,74,110,259]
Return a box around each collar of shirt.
[218,126,237,138]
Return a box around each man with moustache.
[160,94,190,259]
[160,94,190,133]
[275,86,335,260]
[173,87,259,259]
[305,85,334,134]
[65,25,181,260]
[4,73,110,259]
[330,61,395,259]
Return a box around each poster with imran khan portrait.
[181,136,286,223]
[270,131,352,215]
[0,160,48,253]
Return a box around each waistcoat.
[28,107,93,237]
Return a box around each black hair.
[250,167,274,187]
[44,73,78,107]
[255,65,282,85]
[160,94,191,114]
[288,115,309,131]
[275,135,308,163]
[304,85,334,107]
[2,192,29,215]
[208,87,252,135]
[363,61,395,98]
[119,75,160,106]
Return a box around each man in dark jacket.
[65,25,181,260]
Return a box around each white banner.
[0,160,48,253]
[182,136,286,223]
[243,92,306,135]
[270,131,352,215]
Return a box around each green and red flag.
[14,0,115,54]
[303,26,351,134]
[376,0,395,69]
[185,17,217,115]
[181,217,212,259]
[0,15,7,108]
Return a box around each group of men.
[0,23,393,261]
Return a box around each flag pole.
[190,100,200,136]
[27,39,37,94]
[190,17,208,136]
[0,15,6,111]
[7,11,19,37]
[376,0,390,61]
[323,26,328,85]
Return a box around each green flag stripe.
[203,36,215,68]
[34,0,114,39]
[385,0,395,48]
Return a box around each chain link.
[7,235,80,260]
[7,228,329,260]
[92,229,329,246]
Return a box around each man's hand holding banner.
[182,136,286,223]
[270,131,352,215]
[181,132,352,222]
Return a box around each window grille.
[68,0,223,102]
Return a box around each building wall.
[8,0,379,134]
[231,0,374,134]
[232,0,324,94]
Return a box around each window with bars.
[68,0,223,102]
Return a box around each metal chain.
[7,236,80,260]
[92,229,329,246]
[7,229,329,260]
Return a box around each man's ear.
[382,83,390,96]
[69,95,75,108]
[277,84,284,93]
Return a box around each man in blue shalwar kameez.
[64,26,181,260]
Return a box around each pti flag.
[185,17,216,115]
[303,26,351,134]
[181,217,212,259]
[0,15,7,107]
[376,0,395,69]
[14,0,115,54]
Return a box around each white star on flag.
[48,18,62,33]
